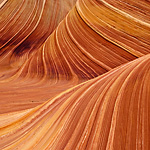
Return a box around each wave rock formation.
[0,0,150,149]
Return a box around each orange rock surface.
[0,0,150,149]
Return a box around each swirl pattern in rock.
[1,54,150,149]
[0,0,150,149]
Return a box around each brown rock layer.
[0,0,150,149]
[0,54,150,149]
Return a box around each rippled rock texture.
[0,0,150,149]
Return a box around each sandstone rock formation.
[0,0,150,149]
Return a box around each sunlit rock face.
[1,54,150,149]
[0,0,150,149]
